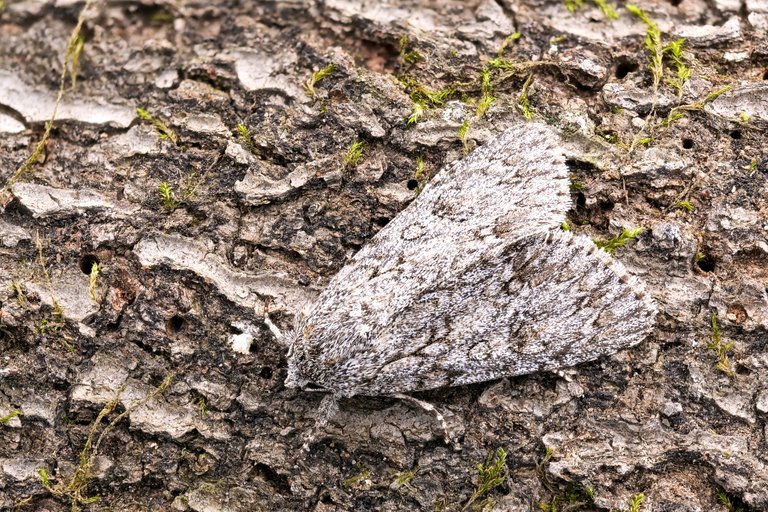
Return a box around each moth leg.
[291,393,340,462]
[262,301,286,345]
[315,393,341,427]
[392,393,458,449]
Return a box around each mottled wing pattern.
[286,123,656,396]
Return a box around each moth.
[280,123,656,398]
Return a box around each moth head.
[284,326,308,390]
[284,349,307,390]
[284,320,328,393]
[285,353,333,393]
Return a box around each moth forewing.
[286,123,656,397]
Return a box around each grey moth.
[285,123,656,398]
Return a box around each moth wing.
[287,123,654,396]
[331,123,571,278]
[294,231,655,395]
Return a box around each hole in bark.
[696,254,716,272]
[682,138,694,149]
[406,179,419,190]
[726,304,747,324]
[669,0,683,6]
[599,199,615,211]
[576,192,586,208]
[358,39,401,74]
[374,217,391,227]
[615,61,639,79]
[763,69,768,80]
[229,325,243,335]
[259,367,273,379]
[166,315,187,335]
[79,254,99,274]
[255,463,291,493]
[729,129,742,139]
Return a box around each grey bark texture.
[1,0,767,511]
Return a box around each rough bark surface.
[0,0,767,511]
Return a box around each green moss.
[343,141,365,167]
[708,311,735,378]
[392,468,417,490]
[715,488,744,512]
[236,122,257,154]
[304,63,336,98]
[136,107,178,144]
[662,112,684,127]
[458,120,471,153]
[2,0,95,194]
[10,280,30,308]
[158,182,178,211]
[149,9,174,23]
[476,68,495,117]
[403,50,422,63]
[463,448,508,511]
[400,75,455,125]
[626,4,663,94]
[35,231,70,350]
[407,101,425,125]
[487,57,517,71]
[636,136,653,146]
[565,0,584,12]
[401,77,454,106]
[399,35,423,63]
[662,85,731,126]
[593,0,619,19]
[598,129,622,145]
[66,35,86,89]
[342,464,370,489]
[627,493,645,512]
[39,468,51,488]
[0,410,22,424]
[518,74,534,120]
[593,227,644,256]
[539,484,596,512]
[497,32,521,55]
[624,3,726,139]
[39,375,172,511]
[536,446,554,476]
[414,156,426,180]
[675,200,694,212]
[663,38,691,96]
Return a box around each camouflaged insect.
[285,123,656,398]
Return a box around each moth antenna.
[263,303,286,345]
